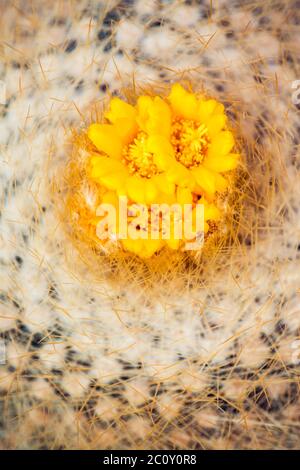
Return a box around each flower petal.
[143,239,162,258]
[105,98,138,144]
[122,238,144,256]
[204,152,239,172]
[166,237,180,250]
[196,99,218,124]
[127,175,146,204]
[101,190,119,207]
[193,185,205,195]
[152,97,172,136]
[154,193,177,204]
[99,171,127,194]
[105,97,137,123]
[214,173,229,191]
[153,173,175,195]
[177,186,193,205]
[145,179,158,204]
[212,102,225,115]
[203,202,221,221]
[90,156,126,180]
[136,96,152,126]
[88,123,123,159]
[206,114,227,139]
[168,83,198,120]
[191,166,216,194]
[147,135,174,170]
[137,96,171,137]
[113,117,138,145]
[207,131,235,158]
[166,161,195,188]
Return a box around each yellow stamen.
[122,131,158,178]
[171,118,209,168]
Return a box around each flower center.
[171,118,210,168]
[122,132,158,178]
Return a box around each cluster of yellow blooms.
[86,83,239,258]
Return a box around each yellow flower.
[86,83,239,258]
